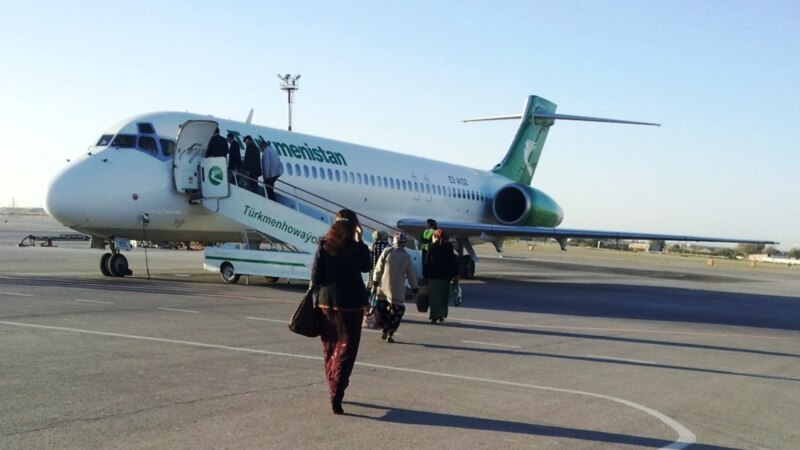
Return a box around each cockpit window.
[160,139,175,156]
[96,134,114,146]
[110,134,136,148]
[137,123,155,134]
[138,136,157,154]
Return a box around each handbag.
[415,286,429,313]
[362,307,382,330]
[288,288,321,337]
[449,279,462,307]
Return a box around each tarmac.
[1,215,799,449]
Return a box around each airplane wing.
[396,219,778,246]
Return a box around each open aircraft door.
[173,120,218,193]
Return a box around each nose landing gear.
[100,238,133,277]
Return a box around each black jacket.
[311,239,371,310]
[243,142,262,179]
[228,140,241,171]
[206,134,228,157]
[423,241,458,280]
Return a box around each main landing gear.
[99,239,132,277]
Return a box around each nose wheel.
[100,252,132,277]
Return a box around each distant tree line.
[561,238,799,260]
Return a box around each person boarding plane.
[44,95,776,279]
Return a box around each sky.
[1,1,798,250]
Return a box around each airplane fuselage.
[45,111,563,246]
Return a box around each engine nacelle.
[492,183,564,227]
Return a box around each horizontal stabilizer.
[464,113,660,127]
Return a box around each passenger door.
[173,120,218,192]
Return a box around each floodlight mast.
[278,74,300,131]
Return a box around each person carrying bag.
[309,209,371,415]
[371,232,418,343]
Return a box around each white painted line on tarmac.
[585,355,656,365]
[245,316,285,323]
[157,307,199,314]
[0,320,696,449]
[75,299,114,305]
[0,291,33,297]
[462,340,521,349]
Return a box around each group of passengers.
[206,128,282,200]
[310,212,459,414]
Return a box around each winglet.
[245,109,254,125]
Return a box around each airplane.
[44,95,777,279]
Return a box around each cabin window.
[303,165,310,177]
[368,175,374,186]
[327,168,333,180]
[286,163,293,176]
[138,136,157,154]
[160,139,175,156]
[335,170,341,182]
[110,134,136,148]
[312,166,318,179]
[319,167,325,180]
[96,134,114,147]
[295,163,301,176]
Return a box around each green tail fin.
[491,96,556,185]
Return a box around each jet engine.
[492,183,564,228]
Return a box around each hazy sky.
[1,1,798,250]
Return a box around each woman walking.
[423,229,458,323]
[311,209,372,414]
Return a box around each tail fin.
[491,96,556,185]
[482,95,660,185]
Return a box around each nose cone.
[44,155,94,228]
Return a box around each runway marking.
[462,340,521,349]
[245,316,392,336]
[586,355,656,365]
[75,299,114,305]
[157,307,199,314]
[0,291,33,297]
[0,320,695,449]
[245,316,285,323]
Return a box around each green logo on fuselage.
[209,166,224,185]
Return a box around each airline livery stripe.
[205,256,306,267]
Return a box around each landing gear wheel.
[220,263,240,284]
[264,276,280,283]
[100,253,112,276]
[458,255,475,279]
[108,253,131,277]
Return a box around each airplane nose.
[44,156,93,227]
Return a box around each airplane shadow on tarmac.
[400,318,800,361]
[343,401,739,450]
[389,337,800,383]
[463,278,800,331]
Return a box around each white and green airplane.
[45,95,776,279]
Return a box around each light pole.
[278,74,300,131]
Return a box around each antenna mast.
[277,74,300,131]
